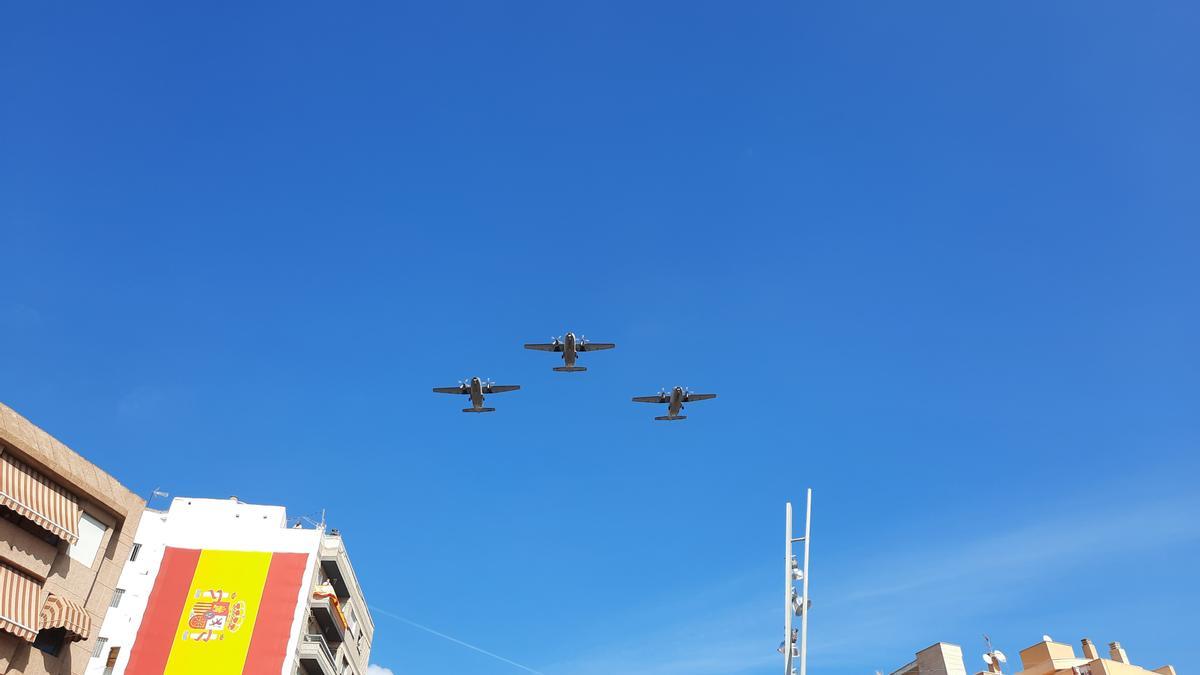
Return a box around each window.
[32,628,67,656]
[110,588,125,608]
[129,543,141,561]
[103,646,121,675]
[68,513,107,566]
[91,637,108,659]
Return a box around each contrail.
[369,605,546,675]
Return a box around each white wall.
[83,498,321,675]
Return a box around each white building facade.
[83,498,373,675]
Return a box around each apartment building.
[892,642,970,675]
[85,497,373,675]
[0,403,145,675]
[1014,637,1176,675]
[891,637,1177,675]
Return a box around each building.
[85,497,373,675]
[891,637,1178,675]
[1014,637,1176,675]
[892,642,969,675]
[0,403,145,675]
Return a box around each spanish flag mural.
[125,548,309,675]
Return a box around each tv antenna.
[983,634,1007,674]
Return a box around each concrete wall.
[0,521,57,580]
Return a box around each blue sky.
[2,2,1199,674]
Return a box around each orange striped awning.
[0,564,41,642]
[0,452,81,544]
[39,593,91,641]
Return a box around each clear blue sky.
[2,3,1198,675]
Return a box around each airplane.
[432,377,520,413]
[632,386,717,421]
[523,332,615,372]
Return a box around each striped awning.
[39,593,91,641]
[0,452,81,544]
[0,564,41,642]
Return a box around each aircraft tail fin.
[654,415,687,421]
[553,366,588,372]
[462,407,496,413]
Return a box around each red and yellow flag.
[125,548,308,675]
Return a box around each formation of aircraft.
[523,332,615,372]
[434,331,718,420]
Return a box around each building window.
[103,646,121,675]
[130,543,142,561]
[91,636,108,659]
[68,513,107,567]
[110,588,125,608]
[32,627,67,656]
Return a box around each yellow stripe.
[163,550,273,675]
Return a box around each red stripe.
[125,548,201,675]
[242,552,308,675]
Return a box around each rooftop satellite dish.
[994,651,1007,664]
[984,654,994,666]
[1043,635,1053,643]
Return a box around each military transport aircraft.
[523,332,615,372]
[632,386,717,421]
[433,377,520,413]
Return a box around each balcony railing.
[298,633,337,675]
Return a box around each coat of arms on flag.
[181,589,247,642]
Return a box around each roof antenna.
[983,634,1007,674]
[148,487,170,507]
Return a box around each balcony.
[318,535,354,599]
[309,592,346,644]
[298,634,337,675]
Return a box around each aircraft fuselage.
[469,377,485,409]
[669,386,684,417]
[562,332,578,367]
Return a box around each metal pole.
[784,502,794,675]
[800,489,812,675]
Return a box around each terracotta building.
[0,403,144,675]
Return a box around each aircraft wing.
[683,393,717,402]
[632,395,666,403]
[524,343,564,352]
[486,385,521,394]
[432,387,467,394]
[578,342,616,352]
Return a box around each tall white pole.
[800,489,812,675]
[784,502,794,675]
